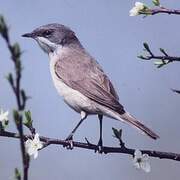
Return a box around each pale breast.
[49,49,98,114]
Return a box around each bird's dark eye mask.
[41,29,54,37]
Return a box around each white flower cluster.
[0,107,43,159]
[129,2,145,16]
[0,108,9,127]
[25,133,43,159]
[133,149,151,173]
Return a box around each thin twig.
[139,6,180,16]
[171,89,180,95]
[141,55,180,62]
[139,43,180,68]
[139,43,180,94]
[151,7,180,16]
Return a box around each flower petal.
[142,154,149,161]
[134,149,142,158]
[0,110,9,122]
[25,134,42,159]
[33,151,38,159]
[25,139,34,154]
[135,2,144,9]
[34,133,40,143]
[140,161,151,173]
[129,7,139,16]
[25,139,33,148]
[28,147,35,156]
[37,142,43,149]
[135,2,143,6]
[134,162,141,169]
[3,111,9,117]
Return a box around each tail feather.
[120,112,159,140]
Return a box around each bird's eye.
[43,30,52,37]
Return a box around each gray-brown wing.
[54,52,124,114]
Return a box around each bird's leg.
[65,111,87,149]
[85,114,104,153]
[96,114,103,153]
[65,118,85,140]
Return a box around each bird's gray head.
[22,23,80,53]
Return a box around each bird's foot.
[64,134,74,150]
[95,138,104,153]
[85,137,104,153]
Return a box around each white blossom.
[25,133,43,159]
[129,2,145,16]
[0,108,9,127]
[133,149,151,173]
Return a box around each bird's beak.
[22,32,35,38]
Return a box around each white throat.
[35,36,60,53]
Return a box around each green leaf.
[12,43,21,59]
[154,61,165,68]
[154,59,170,68]
[0,15,8,40]
[154,61,163,65]
[152,0,160,6]
[137,55,144,59]
[157,64,165,68]
[24,110,33,127]
[6,73,14,86]
[0,15,6,33]
[112,127,122,140]
[137,55,148,60]
[143,42,150,52]
[14,168,21,180]
[13,110,21,125]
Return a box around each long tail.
[119,112,159,140]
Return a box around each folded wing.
[54,49,125,114]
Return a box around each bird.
[22,23,159,150]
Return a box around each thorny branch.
[0,15,29,180]
[0,130,180,161]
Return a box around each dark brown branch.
[0,15,29,180]
[14,115,29,180]
[143,55,180,62]
[1,130,180,161]
[139,7,180,16]
[139,43,180,68]
[151,7,180,15]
